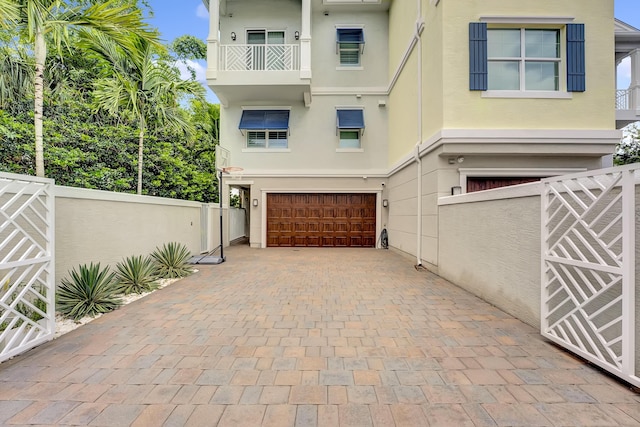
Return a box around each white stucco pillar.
[300,0,312,79]
[631,49,640,112]
[206,0,220,80]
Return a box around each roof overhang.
[615,18,640,62]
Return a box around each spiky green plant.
[115,255,159,294]
[57,263,122,320]
[150,242,193,279]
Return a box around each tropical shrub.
[115,255,159,294]
[57,263,122,320]
[150,242,193,278]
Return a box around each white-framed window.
[488,28,560,91]
[247,131,288,149]
[336,28,364,67]
[339,130,361,149]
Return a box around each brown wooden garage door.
[267,193,376,247]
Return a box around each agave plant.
[57,263,122,320]
[150,242,193,279]
[115,255,159,295]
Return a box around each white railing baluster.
[219,44,300,71]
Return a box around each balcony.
[616,87,640,129]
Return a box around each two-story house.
[203,0,640,270]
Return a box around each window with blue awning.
[337,28,365,54]
[337,109,365,134]
[238,110,290,133]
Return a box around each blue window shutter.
[337,29,364,44]
[469,22,487,91]
[567,24,585,92]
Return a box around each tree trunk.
[34,30,46,177]
[137,126,144,195]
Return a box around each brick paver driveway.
[1,246,639,426]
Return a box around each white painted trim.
[334,24,365,29]
[241,106,292,110]
[54,185,204,208]
[336,66,364,71]
[224,180,255,186]
[479,16,575,24]
[482,91,572,99]
[458,167,587,193]
[439,181,541,206]
[259,188,383,249]
[242,148,292,153]
[227,170,388,178]
[435,128,622,141]
[336,148,364,153]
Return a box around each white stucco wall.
[54,186,212,286]
[437,183,542,327]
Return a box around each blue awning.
[239,110,290,130]
[337,109,365,130]
[337,29,364,44]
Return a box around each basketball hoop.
[221,166,244,174]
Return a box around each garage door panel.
[267,193,376,248]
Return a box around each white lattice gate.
[0,173,55,362]
[541,165,638,387]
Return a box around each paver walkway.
[1,246,638,426]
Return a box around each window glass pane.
[339,131,361,148]
[525,61,559,90]
[339,43,360,65]
[268,131,288,148]
[267,31,285,45]
[247,131,266,148]
[247,31,265,44]
[525,30,559,58]
[488,61,519,90]
[487,29,520,58]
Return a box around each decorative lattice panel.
[221,45,299,71]
[541,165,638,387]
[0,173,55,362]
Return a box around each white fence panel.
[541,164,639,387]
[0,173,55,362]
[229,208,247,242]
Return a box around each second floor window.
[247,131,288,149]
[488,28,560,91]
[337,28,364,67]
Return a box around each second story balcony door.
[247,30,285,71]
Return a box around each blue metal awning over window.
[337,109,364,132]
[239,110,290,130]
[337,29,364,44]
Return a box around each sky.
[146,0,640,102]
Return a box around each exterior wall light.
[231,32,236,41]
[294,31,300,40]
[382,199,389,207]
[451,186,462,196]
[252,198,259,207]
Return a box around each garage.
[266,193,376,247]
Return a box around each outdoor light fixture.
[451,186,462,196]
[294,31,300,40]
[457,155,465,163]
[253,198,259,207]
[383,199,389,207]
[231,31,236,41]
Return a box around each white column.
[206,0,220,80]
[631,49,640,113]
[299,0,312,79]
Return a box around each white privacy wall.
[54,186,207,286]
[438,184,542,327]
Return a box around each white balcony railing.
[220,44,300,72]
[617,89,630,110]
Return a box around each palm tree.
[0,0,159,177]
[89,34,205,194]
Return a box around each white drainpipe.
[415,1,425,267]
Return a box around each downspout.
[415,1,425,267]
